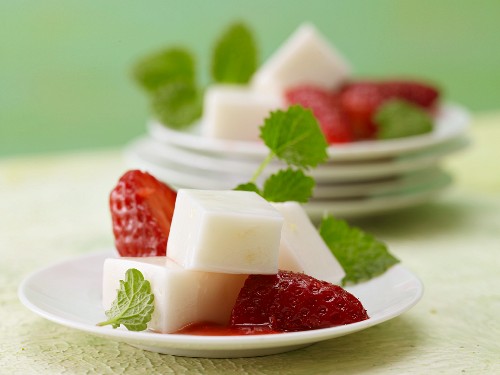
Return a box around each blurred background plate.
[147,103,469,161]
[312,167,450,199]
[124,135,468,184]
[305,173,452,220]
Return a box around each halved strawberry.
[381,80,440,109]
[339,80,440,139]
[109,170,177,257]
[230,270,369,332]
[285,85,355,144]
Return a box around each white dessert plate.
[124,135,467,185]
[18,251,423,358]
[148,103,469,161]
[312,167,449,199]
[124,154,452,220]
[305,172,451,220]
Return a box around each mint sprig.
[262,168,315,203]
[235,106,327,203]
[375,99,433,139]
[261,106,329,169]
[318,215,400,285]
[133,22,258,129]
[211,22,257,84]
[97,268,154,331]
[152,81,203,129]
[133,48,196,93]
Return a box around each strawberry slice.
[109,170,177,257]
[381,80,440,109]
[230,270,369,332]
[285,85,355,144]
[339,80,440,139]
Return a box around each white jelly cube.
[167,189,284,274]
[252,23,351,95]
[201,85,284,141]
[272,201,345,284]
[102,257,248,333]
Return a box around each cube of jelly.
[252,23,351,95]
[167,189,284,274]
[201,84,284,141]
[272,201,345,284]
[102,257,248,333]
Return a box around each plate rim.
[125,135,468,183]
[147,103,469,161]
[18,250,424,352]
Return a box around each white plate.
[312,167,449,199]
[18,251,423,358]
[125,135,468,185]
[305,173,451,220]
[124,154,452,220]
[148,103,469,161]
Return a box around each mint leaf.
[97,268,154,331]
[211,22,257,84]
[234,182,262,195]
[233,106,327,202]
[375,100,433,139]
[319,215,399,285]
[152,80,203,128]
[262,168,315,203]
[133,48,195,92]
[260,106,328,169]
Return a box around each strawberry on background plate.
[230,270,369,332]
[285,80,439,143]
[339,80,440,139]
[285,85,356,144]
[110,170,177,257]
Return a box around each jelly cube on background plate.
[252,23,351,95]
[202,85,284,141]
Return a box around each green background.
[1,0,499,157]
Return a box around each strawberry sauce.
[174,322,281,336]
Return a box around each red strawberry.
[339,80,440,139]
[109,170,177,257]
[230,271,369,332]
[381,80,440,109]
[285,85,355,144]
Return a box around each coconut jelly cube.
[102,257,248,333]
[252,23,351,95]
[201,85,284,141]
[272,202,345,284]
[167,189,284,274]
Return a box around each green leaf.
[211,22,257,84]
[262,168,315,203]
[234,182,262,195]
[233,106,327,203]
[260,106,328,169]
[97,268,155,331]
[152,80,203,128]
[318,215,399,285]
[375,99,433,139]
[132,48,196,92]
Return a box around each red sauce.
[174,322,282,336]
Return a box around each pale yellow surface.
[1,114,499,374]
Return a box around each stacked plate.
[125,103,470,220]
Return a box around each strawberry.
[381,80,440,109]
[285,86,355,144]
[230,271,369,332]
[339,80,440,139]
[109,170,177,257]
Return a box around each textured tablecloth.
[1,114,499,374]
